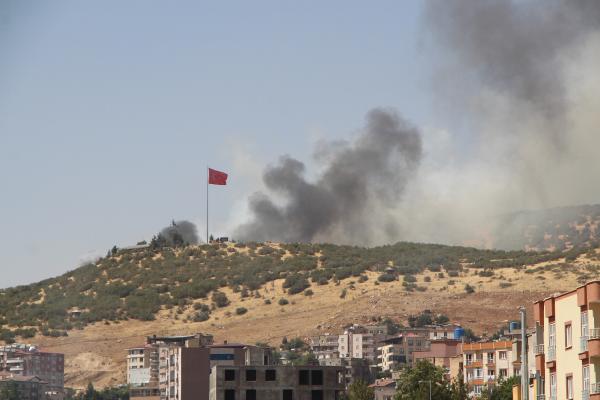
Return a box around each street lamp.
[419,380,432,400]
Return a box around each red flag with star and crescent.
[208,168,228,185]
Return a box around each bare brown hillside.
[31,251,599,390]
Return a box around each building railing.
[582,390,590,400]
[546,346,556,361]
[534,344,544,355]
[589,328,600,340]
[581,336,589,352]
[536,395,545,400]
[591,382,600,394]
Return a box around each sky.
[0,1,430,287]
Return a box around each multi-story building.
[462,340,515,397]
[128,333,215,399]
[0,372,48,400]
[0,343,64,398]
[377,333,430,371]
[129,333,273,400]
[309,335,340,361]
[208,365,345,400]
[531,280,600,400]
[412,339,462,380]
[317,357,372,386]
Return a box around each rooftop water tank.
[509,321,521,332]
[454,327,465,340]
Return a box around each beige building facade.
[532,281,600,400]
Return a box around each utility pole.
[520,306,529,400]
[419,380,431,400]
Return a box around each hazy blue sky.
[0,1,433,287]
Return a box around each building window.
[499,369,508,378]
[583,366,590,394]
[550,373,557,399]
[266,369,276,381]
[566,375,573,399]
[246,389,256,400]
[225,370,236,381]
[246,369,256,382]
[283,389,293,400]
[311,370,324,385]
[311,390,324,400]
[299,370,310,385]
[498,351,507,360]
[565,323,572,349]
[225,389,236,400]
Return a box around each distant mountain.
[492,204,600,251]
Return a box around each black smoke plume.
[235,108,422,244]
[157,220,199,247]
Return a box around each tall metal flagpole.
[206,166,209,244]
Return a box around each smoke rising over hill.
[160,220,199,246]
[235,0,600,247]
[235,109,422,243]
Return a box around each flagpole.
[206,166,209,244]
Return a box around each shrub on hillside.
[212,291,230,308]
[235,307,248,315]
[194,311,210,322]
[278,298,289,306]
[378,273,396,282]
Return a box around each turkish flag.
[208,168,228,185]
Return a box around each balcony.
[465,359,483,368]
[592,382,600,394]
[535,344,545,355]
[589,330,600,359]
[536,396,545,400]
[582,336,590,352]
[546,346,556,362]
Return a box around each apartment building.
[413,339,462,380]
[0,343,64,398]
[0,372,48,400]
[309,335,340,361]
[462,340,515,397]
[129,333,273,400]
[209,365,345,400]
[531,280,600,400]
[377,333,429,371]
[128,333,214,399]
[318,357,372,386]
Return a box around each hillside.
[493,204,600,251]
[1,239,600,388]
[0,241,589,339]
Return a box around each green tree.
[395,360,452,400]
[450,371,468,400]
[480,376,519,400]
[347,379,374,400]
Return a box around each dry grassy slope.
[29,250,599,390]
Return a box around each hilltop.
[1,238,600,388]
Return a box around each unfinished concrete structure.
[209,365,345,400]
